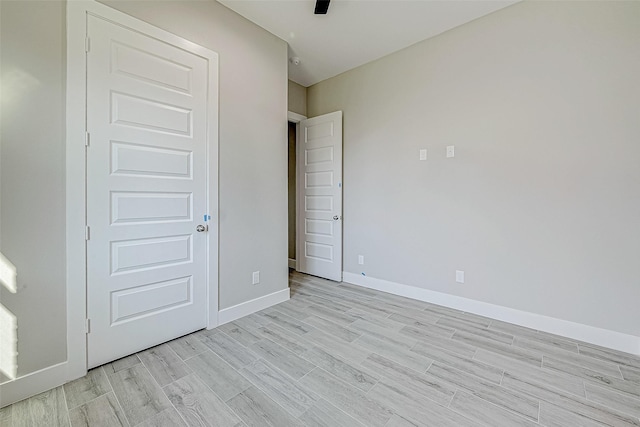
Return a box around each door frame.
[66,0,219,380]
[287,111,306,272]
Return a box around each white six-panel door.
[297,111,343,282]
[86,15,211,367]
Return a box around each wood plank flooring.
[2,271,639,426]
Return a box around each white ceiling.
[218,0,519,87]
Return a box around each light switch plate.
[252,271,260,285]
[456,270,464,283]
[419,149,427,161]
[446,146,455,158]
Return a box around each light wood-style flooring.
[2,272,640,426]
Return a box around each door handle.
[196,224,207,232]
[333,215,341,221]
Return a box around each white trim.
[295,115,304,276]
[217,289,290,326]
[204,16,220,332]
[0,362,68,407]
[66,0,90,383]
[294,119,302,280]
[67,0,219,387]
[287,111,307,123]
[343,272,640,356]
[288,258,297,269]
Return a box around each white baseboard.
[218,288,290,325]
[343,272,640,356]
[288,258,297,269]
[0,361,69,407]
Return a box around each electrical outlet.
[446,146,455,158]
[358,255,364,265]
[252,271,260,285]
[456,270,464,284]
[419,149,427,161]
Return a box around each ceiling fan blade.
[314,0,330,15]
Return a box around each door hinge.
[85,37,91,53]
[85,132,90,147]
[85,226,91,241]
[85,319,91,334]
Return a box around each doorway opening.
[288,121,298,270]
[288,111,343,282]
[67,0,219,376]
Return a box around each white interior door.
[297,111,343,282]
[86,15,213,367]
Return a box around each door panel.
[110,276,193,324]
[110,191,192,224]
[111,92,193,135]
[297,111,343,282]
[86,15,209,367]
[110,142,192,178]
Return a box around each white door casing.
[297,111,343,282]
[85,13,217,368]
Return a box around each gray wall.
[1,1,67,376]
[288,80,307,116]
[0,0,288,381]
[308,1,640,337]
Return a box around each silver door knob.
[333,215,340,220]
[196,224,206,232]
